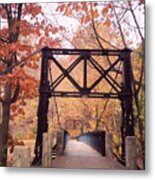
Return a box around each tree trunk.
[0,83,11,166]
[95,104,99,131]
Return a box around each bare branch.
[112,2,127,48]
[91,18,122,74]
[91,18,112,66]
[129,5,144,42]
[91,19,104,49]
[97,34,119,50]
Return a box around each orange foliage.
[0,3,63,122]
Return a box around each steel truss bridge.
[32,47,134,165]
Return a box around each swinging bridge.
[32,47,135,168]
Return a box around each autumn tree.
[0,3,62,166]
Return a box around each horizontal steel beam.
[41,47,131,57]
[48,91,131,99]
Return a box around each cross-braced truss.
[40,48,132,98]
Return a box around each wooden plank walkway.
[52,140,126,169]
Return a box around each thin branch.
[0,49,41,77]
[0,58,9,65]
[97,34,119,50]
[112,2,127,48]
[135,47,144,95]
[91,18,112,66]
[124,19,144,30]
[91,19,104,49]
[91,18,122,74]
[118,8,128,23]
[129,5,144,42]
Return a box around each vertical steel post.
[83,57,87,89]
[120,48,134,161]
[32,47,50,165]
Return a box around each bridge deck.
[52,140,126,169]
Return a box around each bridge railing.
[77,131,105,156]
[77,131,137,169]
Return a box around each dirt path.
[52,140,126,169]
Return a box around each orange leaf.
[102,7,108,16]
[81,2,88,12]
[64,8,72,16]
[91,9,99,18]
[105,18,111,27]
[84,15,91,24]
